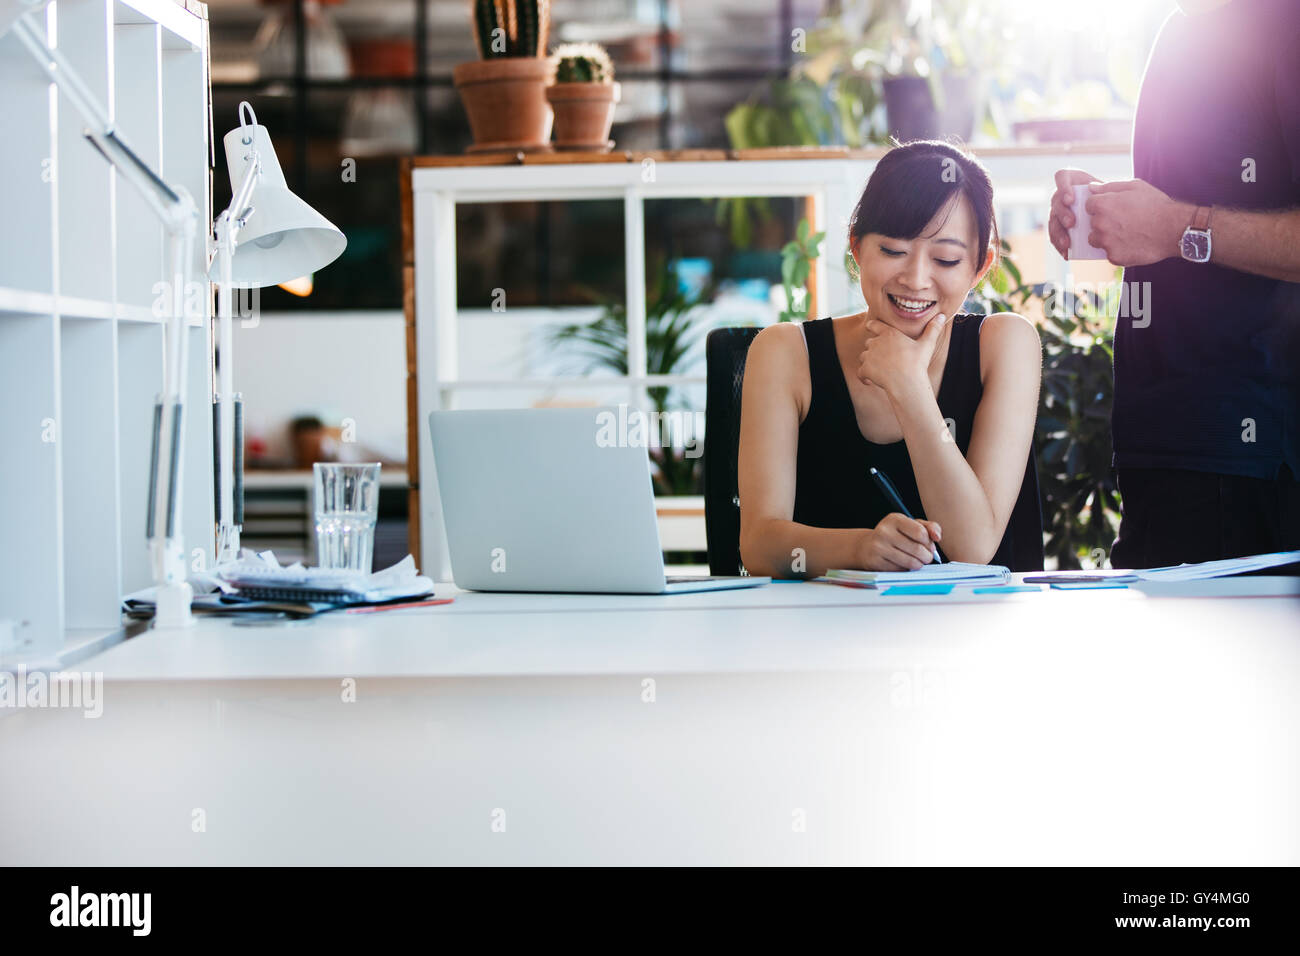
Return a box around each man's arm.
[1196,204,1300,283]
[1085,178,1300,283]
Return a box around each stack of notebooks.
[123,552,436,620]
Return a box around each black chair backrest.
[1002,446,1046,572]
[704,327,761,576]
[703,324,1047,574]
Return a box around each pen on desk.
[869,466,941,564]
[346,597,455,614]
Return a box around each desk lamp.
[208,102,346,565]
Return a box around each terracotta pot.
[546,82,620,151]
[453,58,553,153]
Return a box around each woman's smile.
[885,292,939,320]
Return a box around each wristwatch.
[1180,205,1213,263]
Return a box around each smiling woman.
[737,140,1045,577]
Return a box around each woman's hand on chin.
[856,312,948,397]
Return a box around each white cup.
[1067,183,1108,260]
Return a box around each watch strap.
[1191,205,1211,232]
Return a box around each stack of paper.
[1133,550,1300,581]
[822,561,1012,589]
[216,551,435,603]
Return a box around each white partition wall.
[0,0,213,662]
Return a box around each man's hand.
[1085,179,1192,267]
[857,312,947,398]
[1049,168,1100,260]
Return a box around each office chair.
[702,325,1046,575]
[703,327,762,575]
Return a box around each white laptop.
[428,407,769,594]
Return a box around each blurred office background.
[211,0,1175,565]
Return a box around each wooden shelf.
[405,142,1132,170]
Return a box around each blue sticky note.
[973,585,1042,594]
[882,584,955,595]
[1050,582,1130,590]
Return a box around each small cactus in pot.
[553,42,614,83]
[546,42,621,152]
[454,0,554,153]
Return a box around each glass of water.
[313,462,381,572]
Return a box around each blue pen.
[870,466,941,564]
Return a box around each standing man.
[1048,0,1300,568]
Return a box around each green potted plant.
[546,42,620,152]
[968,245,1123,569]
[853,0,992,143]
[778,218,825,322]
[453,0,553,153]
[547,264,705,496]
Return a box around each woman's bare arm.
[889,313,1041,563]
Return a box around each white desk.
[3,577,1298,865]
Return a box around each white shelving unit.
[406,146,1133,581]
[0,0,213,663]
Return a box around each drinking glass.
[313,463,381,572]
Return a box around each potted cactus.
[546,43,620,152]
[453,0,553,153]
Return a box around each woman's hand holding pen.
[856,313,948,399]
[857,514,942,571]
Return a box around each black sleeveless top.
[792,314,1044,570]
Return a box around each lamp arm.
[12,14,196,233]
[221,147,263,245]
[211,149,262,564]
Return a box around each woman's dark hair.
[847,138,999,279]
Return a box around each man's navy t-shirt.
[1117,0,1300,479]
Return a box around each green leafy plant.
[779,218,825,322]
[551,42,614,83]
[547,265,706,495]
[720,75,867,248]
[723,0,999,157]
[720,0,1010,247]
[968,244,1122,569]
[472,0,550,59]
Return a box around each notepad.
[823,561,1012,588]
[1023,570,1139,584]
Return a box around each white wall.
[232,300,771,464]
[231,307,610,463]
[233,311,407,464]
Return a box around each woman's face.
[854,194,987,340]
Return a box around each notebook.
[822,561,1012,589]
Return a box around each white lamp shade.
[211,121,346,288]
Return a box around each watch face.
[1182,230,1211,263]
